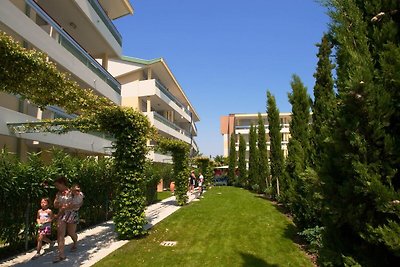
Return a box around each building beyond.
[220,113,292,160]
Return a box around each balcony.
[0,106,112,155]
[144,112,191,144]
[153,112,191,138]
[191,120,198,136]
[87,0,122,46]
[155,80,192,117]
[192,138,199,152]
[26,0,121,94]
[123,79,191,122]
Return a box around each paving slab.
[0,191,200,267]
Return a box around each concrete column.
[36,108,43,120]
[147,68,152,80]
[223,134,229,157]
[102,53,109,70]
[146,97,151,113]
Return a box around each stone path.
[0,191,201,267]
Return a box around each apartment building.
[220,113,292,159]
[0,0,133,160]
[105,56,200,163]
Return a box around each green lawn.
[96,187,313,267]
[157,191,173,202]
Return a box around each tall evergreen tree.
[311,34,336,168]
[248,124,259,190]
[257,113,269,192]
[267,91,284,198]
[228,133,236,185]
[282,75,311,220]
[238,134,247,187]
[321,0,400,263]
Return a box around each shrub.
[0,149,117,258]
[298,226,324,254]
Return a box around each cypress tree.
[267,91,284,198]
[311,34,336,168]
[257,113,269,193]
[321,0,400,264]
[238,134,247,187]
[228,133,236,185]
[248,124,259,190]
[282,75,311,217]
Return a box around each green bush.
[298,226,324,254]
[144,162,173,205]
[0,149,116,257]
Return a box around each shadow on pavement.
[13,222,117,267]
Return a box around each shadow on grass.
[240,252,280,267]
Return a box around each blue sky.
[114,0,330,157]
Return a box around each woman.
[53,177,80,263]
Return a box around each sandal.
[31,253,41,260]
[53,255,66,263]
[70,245,77,252]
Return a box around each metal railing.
[88,0,122,46]
[155,80,192,117]
[26,0,121,94]
[191,121,198,134]
[153,112,191,138]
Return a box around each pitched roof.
[120,55,162,65]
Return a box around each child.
[32,198,53,259]
[60,184,83,225]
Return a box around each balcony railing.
[191,120,198,134]
[26,0,121,94]
[153,112,191,138]
[192,138,199,151]
[88,0,122,46]
[155,80,192,117]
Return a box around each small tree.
[282,75,311,214]
[257,113,269,192]
[238,134,247,187]
[267,91,284,198]
[248,124,259,190]
[310,34,336,169]
[228,133,237,185]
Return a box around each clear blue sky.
[114,0,330,157]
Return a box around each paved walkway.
[0,191,201,267]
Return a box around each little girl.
[32,198,53,259]
[60,184,84,225]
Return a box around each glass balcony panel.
[155,80,192,117]
[87,0,122,46]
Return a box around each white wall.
[0,0,121,104]
[74,0,122,56]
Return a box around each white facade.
[107,57,200,162]
[0,0,133,159]
[220,113,292,160]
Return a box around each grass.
[157,191,173,202]
[95,187,313,267]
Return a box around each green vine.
[0,31,154,239]
[158,138,190,206]
[195,157,214,185]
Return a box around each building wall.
[0,0,127,159]
[220,113,292,159]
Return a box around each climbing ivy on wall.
[0,31,154,239]
[158,138,190,206]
